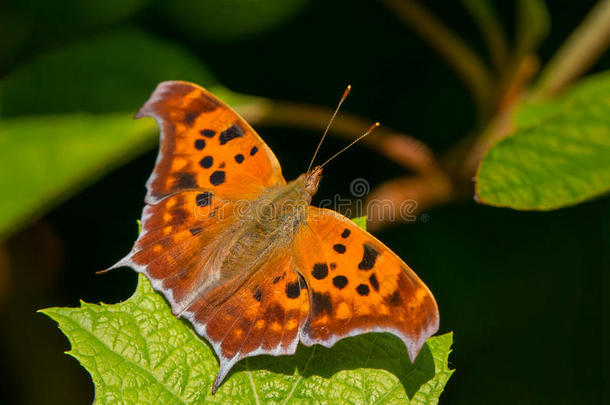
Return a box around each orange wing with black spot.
[183,251,309,392]
[137,81,285,203]
[293,207,439,362]
[112,82,302,393]
[112,81,439,394]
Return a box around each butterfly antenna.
[307,84,351,172]
[318,122,380,170]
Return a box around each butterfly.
[110,81,439,393]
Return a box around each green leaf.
[352,216,368,230]
[0,29,219,117]
[41,274,453,404]
[161,0,310,41]
[0,113,156,240]
[475,71,610,210]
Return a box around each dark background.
[0,1,607,404]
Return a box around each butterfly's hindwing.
[294,207,439,362]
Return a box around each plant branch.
[460,0,509,72]
[380,0,494,112]
[237,99,441,175]
[365,172,456,231]
[535,0,610,97]
[235,97,459,231]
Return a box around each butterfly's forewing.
[113,80,290,330]
[113,82,312,392]
[294,207,439,362]
[137,81,285,203]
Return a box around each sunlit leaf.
[476,71,610,210]
[41,274,453,404]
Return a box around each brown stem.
[535,0,610,97]
[460,0,509,72]
[234,97,458,231]
[365,171,456,232]
[380,0,494,113]
[238,100,441,175]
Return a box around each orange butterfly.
[111,81,439,393]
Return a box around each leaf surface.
[0,113,155,239]
[476,71,610,210]
[42,273,453,404]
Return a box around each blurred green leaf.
[475,71,610,210]
[162,0,309,41]
[0,0,153,70]
[0,113,156,240]
[514,0,550,57]
[41,273,453,404]
[34,0,152,30]
[0,30,218,117]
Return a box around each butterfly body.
[186,174,314,313]
[112,81,439,393]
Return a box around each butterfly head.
[303,165,323,196]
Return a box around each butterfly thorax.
[216,171,321,284]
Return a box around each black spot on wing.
[286,281,300,299]
[194,139,206,150]
[341,228,351,238]
[333,244,346,254]
[369,273,380,291]
[311,291,333,316]
[185,111,199,125]
[272,275,281,284]
[200,129,215,138]
[209,171,226,186]
[199,155,213,169]
[387,290,402,306]
[356,284,370,296]
[358,243,379,270]
[253,287,262,302]
[219,124,244,145]
[173,172,198,190]
[189,227,202,236]
[250,146,258,156]
[332,275,348,289]
[234,154,244,164]
[330,262,337,270]
[219,162,226,169]
[312,263,328,280]
[195,192,212,207]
